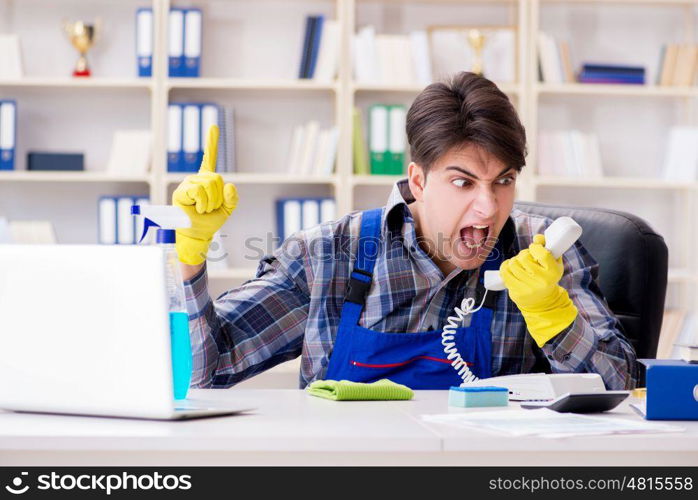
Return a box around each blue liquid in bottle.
[170,311,192,400]
[159,228,193,400]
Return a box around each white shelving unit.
[1,0,696,315]
[526,0,698,315]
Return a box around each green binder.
[369,104,388,175]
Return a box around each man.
[173,72,637,391]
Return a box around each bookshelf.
[1,0,696,317]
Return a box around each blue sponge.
[448,386,509,408]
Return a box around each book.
[387,105,406,175]
[168,9,185,77]
[135,8,153,77]
[299,16,315,79]
[8,221,56,244]
[353,25,378,83]
[369,104,388,174]
[659,44,679,86]
[352,108,369,175]
[558,40,574,83]
[409,31,432,85]
[276,198,336,243]
[313,20,339,83]
[287,125,305,175]
[0,100,16,171]
[537,130,604,178]
[673,45,698,86]
[99,196,150,245]
[106,130,151,176]
[581,63,645,74]
[657,309,687,359]
[182,104,201,171]
[0,217,10,243]
[183,8,202,77]
[0,34,23,79]
[167,104,183,172]
[299,16,324,79]
[578,72,645,84]
[298,120,320,175]
[307,16,324,78]
[537,32,563,84]
[662,127,698,182]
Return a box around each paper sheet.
[421,409,684,438]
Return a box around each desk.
[1,390,697,466]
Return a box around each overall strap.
[344,208,382,306]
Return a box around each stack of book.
[0,99,16,170]
[353,26,432,86]
[168,102,234,173]
[0,218,56,244]
[657,44,698,86]
[661,126,698,182]
[287,122,338,176]
[369,104,406,176]
[136,8,202,78]
[276,198,336,243]
[298,16,340,82]
[578,63,645,85]
[537,130,603,178]
[537,32,574,84]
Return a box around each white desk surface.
[1,389,697,466]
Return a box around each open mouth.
[460,224,490,250]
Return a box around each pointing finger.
[199,124,220,174]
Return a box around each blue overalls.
[325,208,502,389]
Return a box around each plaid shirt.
[184,179,638,390]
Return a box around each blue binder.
[181,103,201,172]
[640,359,698,420]
[0,100,17,171]
[168,8,185,77]
[275,197,334,244]
[183,8,202,78]
[136,8,153,77]
[167,103,184,172]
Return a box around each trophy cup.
[63,20,100,77]
[467,29,486,76]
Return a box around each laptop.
[0,244,251,420]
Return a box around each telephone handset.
[483,217,583,291]
[441,217,584,386]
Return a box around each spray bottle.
[132,204,192,400]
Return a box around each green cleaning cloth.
[307,379,414,401]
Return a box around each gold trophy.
[467,29,486,76]
[63,19,100,77]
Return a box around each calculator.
[520,391,630,413]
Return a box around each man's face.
[408,143,518,274]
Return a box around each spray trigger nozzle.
[131,205,191,243]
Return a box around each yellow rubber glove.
[172,125,239,265]
[500,234,578,347]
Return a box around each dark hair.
[406,72,527,175]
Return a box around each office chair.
[514,202,669,359]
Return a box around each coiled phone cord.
[441,290,489,386]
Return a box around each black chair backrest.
[514,202,668,359]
